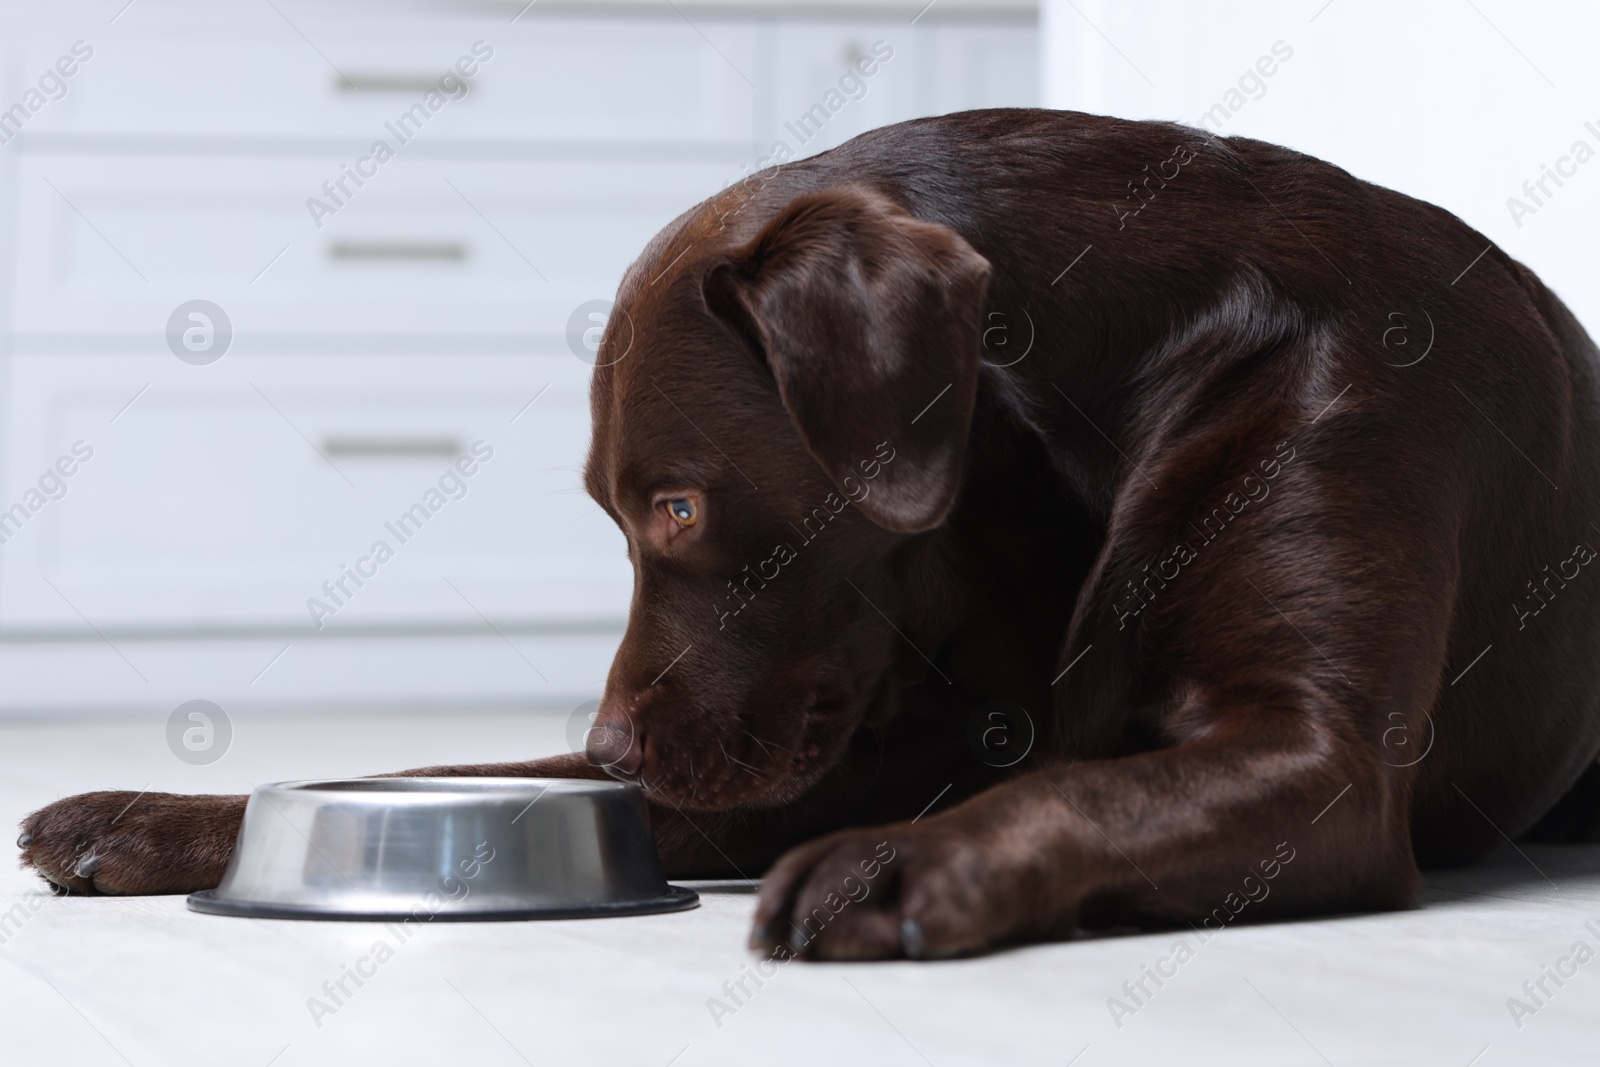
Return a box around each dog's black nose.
[586,714,642,776]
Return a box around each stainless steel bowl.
[188,778,697,921]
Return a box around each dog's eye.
[666,498,697,527]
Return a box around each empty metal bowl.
[187,778,697,921]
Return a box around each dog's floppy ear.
[708,186,991,533]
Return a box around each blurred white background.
[1043,0,1600,327]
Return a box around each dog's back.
[751,109,1600,859]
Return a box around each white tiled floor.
[3,710,1599,1065]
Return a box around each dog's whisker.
[745,731,780,758]
[719,738,768,781]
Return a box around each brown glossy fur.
[20,110,1600,959]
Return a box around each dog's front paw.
[18,791,247,896]
[751,820,1043,960]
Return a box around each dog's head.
[582,184,991,810]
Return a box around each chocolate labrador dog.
[20,109,1600,959]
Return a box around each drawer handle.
[328,241,467,262]
[338,74,448,94]
[322,437,461,457]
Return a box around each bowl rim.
[255,776,631,801]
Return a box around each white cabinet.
[0,0,1037,712]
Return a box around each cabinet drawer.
[14,7,762,146]
[9,153,730,340]
[0,352,629,631]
